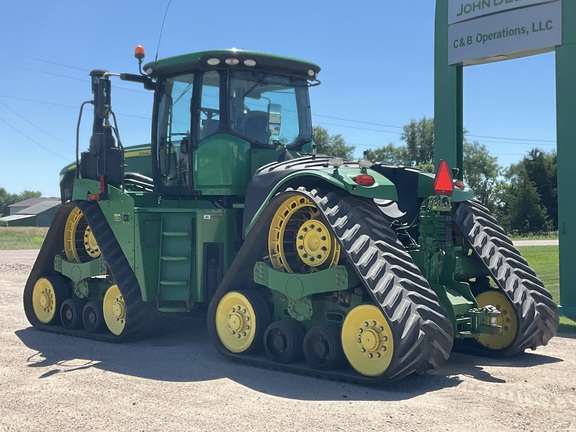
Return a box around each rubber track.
[452,200,559,355]
[208,187,454,384]
[23,201,155,342]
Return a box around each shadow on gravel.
[14,313,562,402]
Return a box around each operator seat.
[243,111,270,144]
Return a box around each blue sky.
[0,1,556,198]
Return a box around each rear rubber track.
[23,201,156,342]
[208,187,454,384]
[452,200,559,355]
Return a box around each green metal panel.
[250,148,283,175]
[59,143,152,179]
[417,171,475,201]
[244,167,399,235]
[133,212,161,302]
[434,0,465,178]
[253,262,350,300]
[556,0,576,317]
[72,179,137,271]
[194,208,238,303]
[194,135,252,195]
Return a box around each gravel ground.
[1,250,575,432]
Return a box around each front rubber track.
[208,187,454,385]
[23,200,156,342]
[452,200,559,356]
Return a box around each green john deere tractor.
[24,47,559,384]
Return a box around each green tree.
[401,116,434,166]
[364,143,410,165]
[499,172,552,234]
[312,126,355,159]
[501,148,557,231]
[523,149,557,229]
[0,187,10,217]
[463,141,500,210]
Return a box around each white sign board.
[448,0,562,65]
[449,0,556,24]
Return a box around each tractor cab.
[143,49,321,197]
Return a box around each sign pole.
[434,0,464,175]
[556,0,576,317]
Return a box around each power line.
[0,94,78,109]
[469,133,555,144]
[0,95,150,121]
[0,115,69,160]
[0,49,89,72]
[313,113,403,130]
[0,100,74,148]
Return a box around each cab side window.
[156,74,194,186]
[197,71,220,141]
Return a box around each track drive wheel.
[64,207,101,263]
[303,323,346,370]
[215,290,271,354]
[32,276,68,325]
[103,285,126,336]
[476,290,518,351]
[60,298,86,330]
[263,319,305,363]
[341,305,394,377]
[83,301,106,333]
[268,194,340,273]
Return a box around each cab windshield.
[228,70,312,147]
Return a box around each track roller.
[303,323,346,370]
[263,319,304,363]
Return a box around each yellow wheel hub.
[341,305,394,377]
[83,226,101,259]
[476,290,518,350]
[32,278,59,324]
[64,207,101,263]
[103,285,126,336]
[268,194,340,273]
[215,291,258,353]
[295,219,333,267]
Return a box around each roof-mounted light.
[358,159,373,169]
[207,58,221,66]
[328,157,344,168]
[308,69,316,77]
[433,160,454,196]
[244,59,257,67]
[225,57,240,66]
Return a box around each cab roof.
[143,49,321,79]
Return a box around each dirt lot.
[1,250,575,431]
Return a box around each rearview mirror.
[268,104,281,136]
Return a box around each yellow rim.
[83,226,101,259]
[341,305,394,377]
[268,195,340,273]
[64,208,83,263]
[476,290,518,350]
[32,278,59,324]
[103,284,126,336]
[64,207,101,263]
[215,291,259,353]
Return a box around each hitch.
[468,305,502,336]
